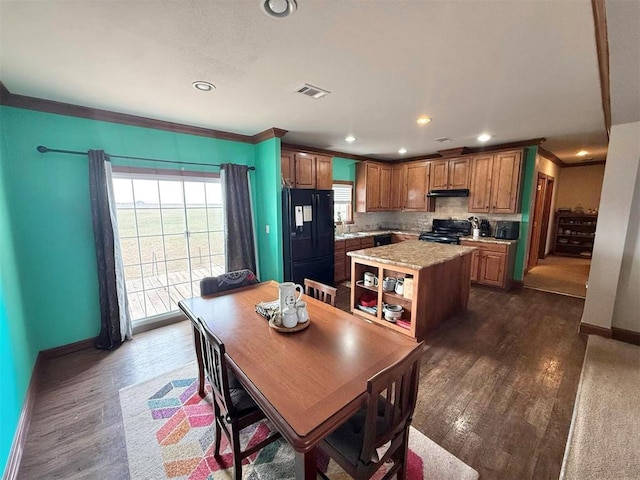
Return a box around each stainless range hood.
[426,188,470,198]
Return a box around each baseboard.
[512,280,524,289]
[40,337,94,359]
[611,327,640,346]
[2,354,41,480]
[579,322,612,338]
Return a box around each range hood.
[427,188,470,198]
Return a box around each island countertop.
[347,239,476,270]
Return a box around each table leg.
[294,447,317,479]
[192,326,205,397]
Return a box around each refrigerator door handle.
[311,193,318,248]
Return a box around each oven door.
[419,235,459,245]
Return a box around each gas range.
[419,219,471,245]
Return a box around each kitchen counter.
[459,236,518,245]
[348,240,475,342]
[347,240,476,270]
[335,229,420,240]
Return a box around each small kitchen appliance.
[480,219,491,237]
[495,221,520,240]
[418,219,471,244]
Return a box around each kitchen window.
[333,181,353,223]
[112,168,225,322]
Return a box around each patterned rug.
[120,363,479,480]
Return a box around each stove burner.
[419,219,472,245]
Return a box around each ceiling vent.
[435,137,452,143]
[296,83,330,99]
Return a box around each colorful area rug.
[120,363,479,480]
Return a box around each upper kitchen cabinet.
[469,150,523,214]
[281,149,333,190]
[356,161,392,212]
[429,158,470,190]
[390,164,405,210]
[404,161,434,211]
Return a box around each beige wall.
[556,164,605,212]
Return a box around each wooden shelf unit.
[553,212,597,258]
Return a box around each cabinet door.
[491,150,522,214]
[449,158,470,189]
[479,251,506,287]
[315,155,333,190]
[281,150,296,187]
[404,162,430,211]
[430,160,449,190]
[295,154,316,189]
[378,165,392,210]
[468,155,493,213]
[365,163,381,211]
[390,165,405,210]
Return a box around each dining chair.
[200,269,259,296]
[196,316,281,480]
[304,278,337,306]
[318,341,425,480]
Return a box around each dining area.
[178,270,425,480]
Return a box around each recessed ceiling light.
[261,0,297,18]
[576,150,589,157]
[398,148,408,155]
[192,81,215,92]
[416,116,432,125]
[345,135,356,143]
[477,133,492,142]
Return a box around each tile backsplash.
[352,197,522,233]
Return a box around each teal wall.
[513,146,538,280]
[0,110,38,476]
[333,157,357,182]
[254,138,283,281]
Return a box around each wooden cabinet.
[390,165,405,210]
[281,149,333,190]
[469,150,523,214]
[356,162,392,212]
[404,162,434,211]
[429,158,470,190]
[553,213,597,258]
[335,236,375,282]
[460,240,516,289]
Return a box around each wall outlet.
[265,224,270,234]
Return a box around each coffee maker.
[480,219,491,237]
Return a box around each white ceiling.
[0,0,609,163]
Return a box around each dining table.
[178,280,418,479]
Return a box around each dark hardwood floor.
[18,286,586,479]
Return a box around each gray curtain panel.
[89,150,123,350]
[221,164,257,273]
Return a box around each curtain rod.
[36,146,256,171]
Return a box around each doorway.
[528,173,555,270]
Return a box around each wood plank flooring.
[18,285,586,479]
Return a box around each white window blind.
[333,183,353,222]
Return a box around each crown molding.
[252,127,288,144]
[538,146,566,167]
[562,160,606,168]
[281,143,375,162]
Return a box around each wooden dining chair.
[318,341,424,480]
[196,316,280,480]
[200,269,258,296]
[304,278,337,306]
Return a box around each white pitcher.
[279,282,303,313]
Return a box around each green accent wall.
[0,110,37,475]
[513,146,538,280]
[333,157,357,182]
[254,138,283,281]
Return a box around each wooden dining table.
[178,280,418,479]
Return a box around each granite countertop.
[335,230,420,241]
[459,236,518,245]
[347,240,476,270]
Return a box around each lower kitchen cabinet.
[391,233,419,243]
[335,236,375,283]
[334,240,346,283]
[460,239,516,289]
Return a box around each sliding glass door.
[112,171,224,321]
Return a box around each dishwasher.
[373,233,393,246]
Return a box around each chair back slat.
[303,278,337,306]
[200,269,258,296]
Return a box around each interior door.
[528,173,546,270]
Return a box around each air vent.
[296,83,330,99]
[435,137,452,143]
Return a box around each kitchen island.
[348,240,476,341]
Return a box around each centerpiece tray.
[268,315,310,333]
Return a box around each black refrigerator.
[282,188,334,286]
